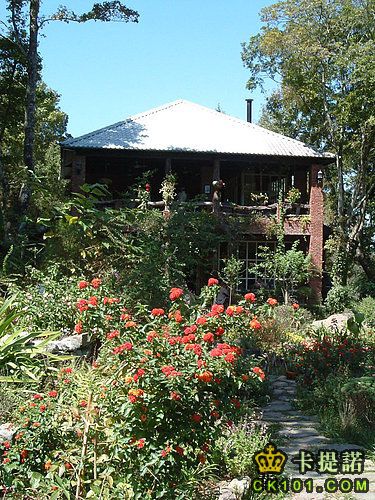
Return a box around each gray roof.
[62,99,333,160]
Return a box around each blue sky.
[7,0,275,137]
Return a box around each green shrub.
[296,372,375,447]
[341,376,375,427]
[356,296,375,328]
[325,285,356,314]
[213,419,270,478]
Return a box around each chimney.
[246,98,253,123]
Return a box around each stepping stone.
[263,401,294,412]
[283,434,331,447]
[317,443,365,452]
[273,388,296,396]
[275,394,295,401]
[280,428,321,439]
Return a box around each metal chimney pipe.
[246,98,253,123]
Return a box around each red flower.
[196,371,213,383]
[63,367,73,374]
[20,449,28,460]
[170,391,181,401]
[174,310,183,323]
[203,332,214,343]
[184,325,197,335]
[79,400,88,408]
[244,292,256,302]
[196,316,207,325]
[169,287,184,301]
[161,446,171,458]
[137,438,146,449]
[226,306,235,316]
[146,330,158,342]
[39,404,47,412]
[74,322,83,334]
[33,393,43,400]
[151,308,165,316]
[161,365,182,377]
[210,410,220,419]
[250,317,261,330]
[120,313,132,321]
[208,278,219,286]
[175,445,184,456]
[48,390,58,398]
[78,281,88,289]
[231,398,241,409]
[113,342,133,354]
[3,441,11,450]
[266,297,278,307]
[125,321,137,328]
[191,413,202,423]
[88,296,98,307]
[292,303,300,310]
[91,278,102,289]
[210,304,224,316]
[216,326,225,336]
[76,299,88,312]
[252,366,265,380]
[145,183,151,192]
[106,329,120,340]
[225,353,236,363]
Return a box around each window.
[218,240,276,292]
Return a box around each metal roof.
[62,99,333,160]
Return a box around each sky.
[4,0,276,137]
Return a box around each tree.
[242,0,375,285]
[0,1,139,219]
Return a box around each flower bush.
[287,334,373,383]
[1,279,268,498]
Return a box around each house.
[61,99,334,302]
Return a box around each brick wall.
[308,164,324,302]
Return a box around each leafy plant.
[285,187,301,204]
[220,256,243,305]
[0,297,61,383]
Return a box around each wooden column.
[308,164,324,303]
[212,159,221,214]
[165,157,172,174]
[71,155,86,193]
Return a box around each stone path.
[261,375,375,499]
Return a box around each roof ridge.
[62,119,129,146]
[128,99,185,120]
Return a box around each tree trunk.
[356,243,375,282]
[19,0,40,218]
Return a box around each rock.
[312,312,352,331]
[42,333,90,354]
[219,477,251,500]
[0,423,15,444]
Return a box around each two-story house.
[61,99,334,301]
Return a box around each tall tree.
[1,1,139,219]
[242,0,375,284]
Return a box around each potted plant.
[285,187,301,214]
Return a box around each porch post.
[308,164,324,303]
[212,159,221,214]
[71,155,86,193]
[165,157,172,174]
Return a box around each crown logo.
[254,443,287,474]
